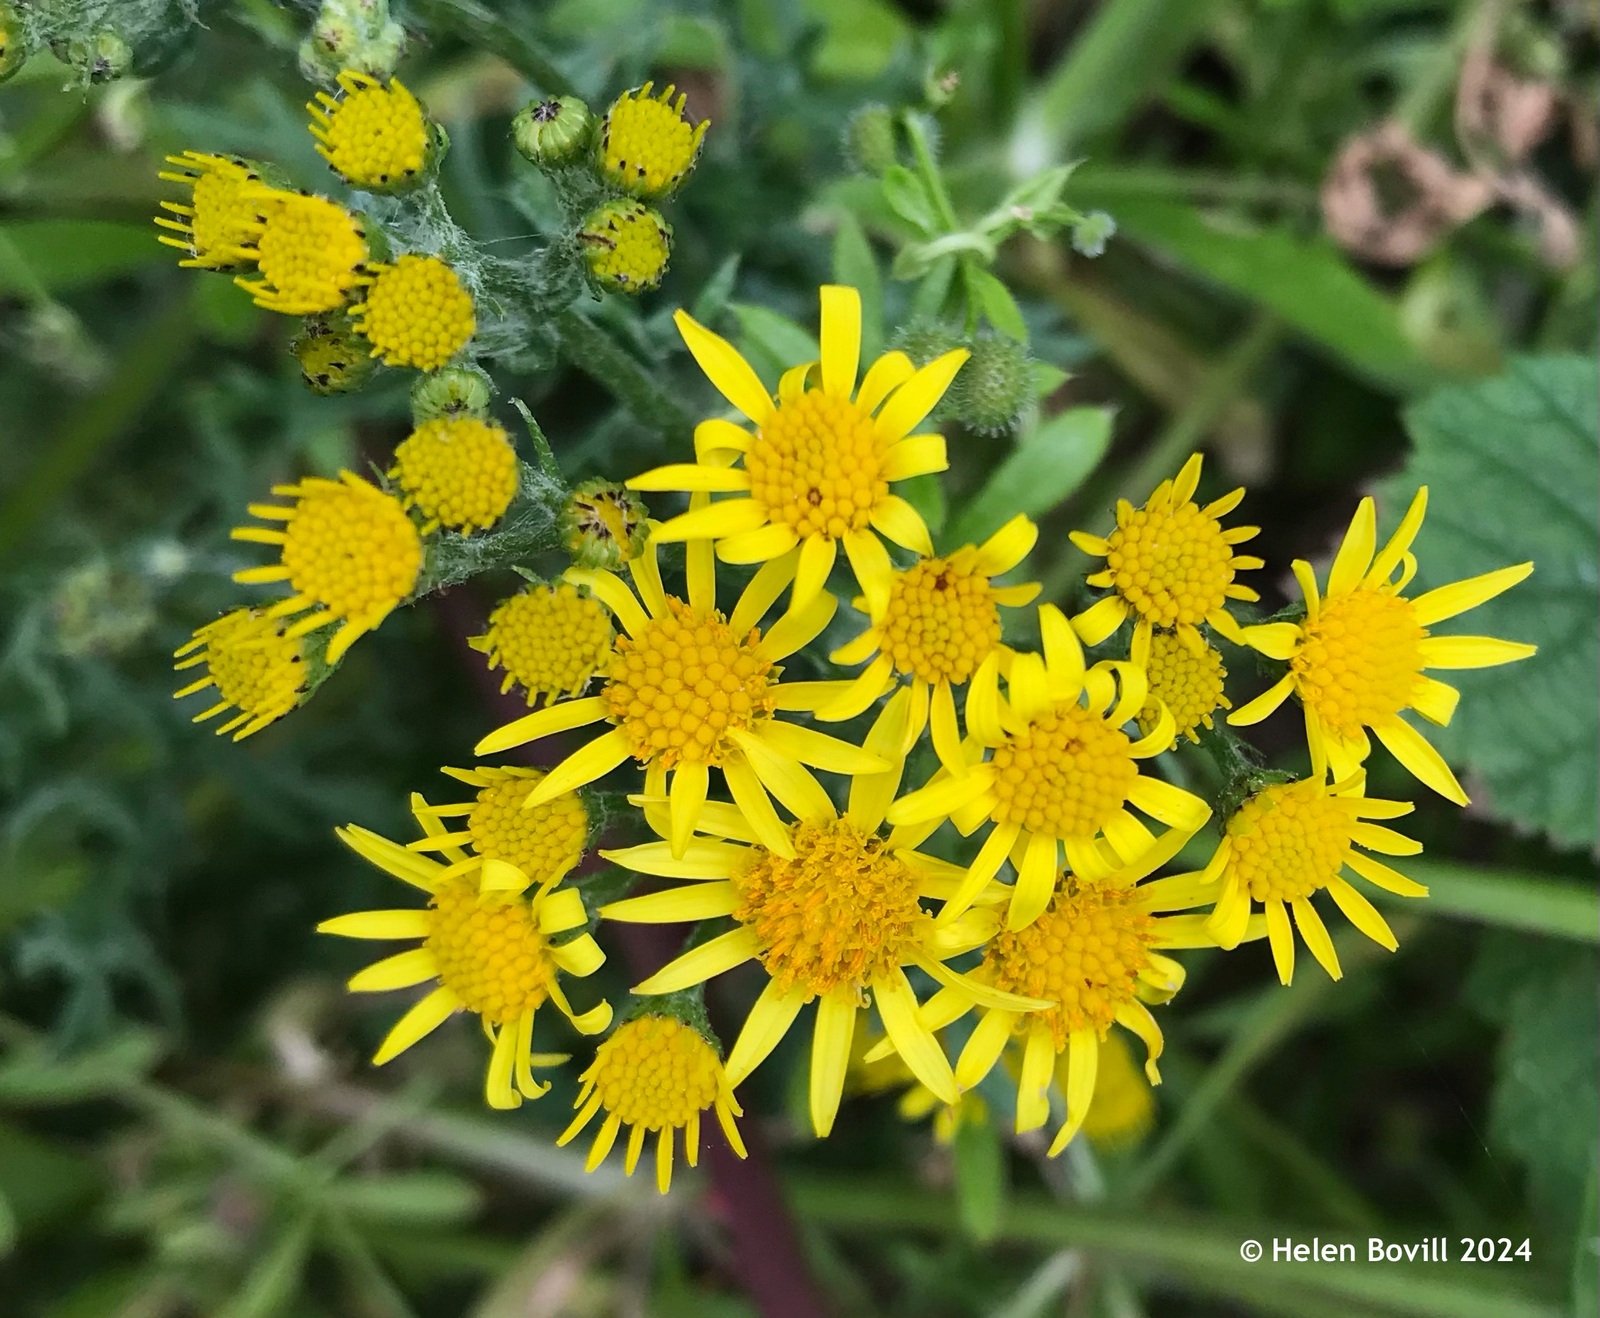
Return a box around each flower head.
[949,862,1213,1156]
[308,71,432,191]
[291,313,377,395]
[470,582,615,705]
[631,286,968,612]
[597,82,708,200]
[1136,628,1230,743]
[821,514,1041,772]
[391,416,519,535]
[1201,772,1426,984]
[579,199,672,294]
[558,1013,744,1193]
[408,766,589,895]
[513,95,595,168]
[234,191,369,314]
[155,152,269,270]
[231,471,422,665]
[173,607,305,739]
[349,254,476,370]
[887,605,1211,932]
[1070,453,1263,653]
[561,479,650,568]
[1231,488,1535,802]
[474,536,889,859]
[600,691,1049,1137]
[319,822,610,1109]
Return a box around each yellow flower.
[1201,772,1427,984]
[308,70,431,190]
[407,766,589,895]
[886,605,1211,932]
[597,81,709,199]
[173,607,305,739]
[578,198,672,294]
[1077,1031,1155,1150]
[469,582,615,705]
[348,254,476,371]
[851,1029,987,1146]
[943,862,1217,1157]
[558,1014,745,1193]
[1070,453,1263,653]
[1231,488,1536,803]
[319,822,610,1109]
[1136,628,1231,743]
[629,286,968,613]
[473,534,889,859]
[820,514,1042,774]
[154,151,266,270]
[391,416,519,535]
[231,471,423,665]
[233,190,369,315]
[599,689,1050,1138]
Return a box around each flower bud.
[55,28,132,84]
[410,365,495,423]
[560,479,649,570]
[1071,210,1116,259]
[578,199,672,295]
[949,331,1032,436]
[512,96,594,168]
[0,2,28,84]
[290,314,377,396]
[842,103,897,175]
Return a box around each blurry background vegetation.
[0,0,1596,1316]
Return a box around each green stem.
[901,112,961,234]
[409,0,578,97]
[322,1211,422,1318]
[554,306,694,441]
[1382,860,1599,944]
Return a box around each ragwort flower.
[469,582,615,705]
[233,190,369,314]
[597,82,709,200]
[474,534,888,858]
[319,822,610,1109]
[1136,627,1231,743]
[391,416,519,535]
[173,607,305,739]
[600,689,1049,1137]
[887,605,1211,931]
[558,1013,745,1193]
[629,286,968,612]
[308,71,431,190]
[349,254,476,371]
[821,514,1042,774]
[1070,453,1262,652]
[1231,488,1535,803]
[409,766,589,895]
[155,151,267,270]
[231,471,422,664]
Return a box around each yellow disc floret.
[579,199,672,294]
[1224,779,1356,904]
[350,255,476,371]
[747,391,886,540]
[990,703,1138,837]
[426,877,555,1025]
[598,82,709,199]
[583,1016,721,1133]
[391,416,519,535]
[472,583,615,704]
[982,878,1156,1049]
[1103,499,1235,631]
[602,599,775,767]
[1291,589,1425,741]
[309,71,430,190]
[1139,630,1230,742]
[235,192,368,314]
[733,818,924,996]
[173,608,305,739]
[155,152,266,269]
[878,552,1002,685]
[468,771,588,886]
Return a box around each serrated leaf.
[947,406,1113,546]
[1380,356,1599,850]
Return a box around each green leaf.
[800,0,908,81]
[1574,1160,1599,1318]
[831,214,883,362]
[964,263,1028,341]
[0,1119,101,1237]
[0,1030,165,1105]
[1383,860,1598,943]
[216,1216,315,1318]
[1078,196,1435,393]
[947,406,1113,546]
[728,303,819,382]
[880,165,939,237]
[0,221,167,297]
[897,472,947,538]
[1381,356,1599,850]
[953,1113,1005,1243]
[325,1171,482,1227]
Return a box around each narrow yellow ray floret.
[154,151,267,270]
[599,688,1052,1138]
[629,285,968,612]
[319,819,610,1109]
[1230,487,1535,803]
[886,605,1211,932]
[407,766,589,895]
[558,1013,744,1193]
[1070,453,1263,654]
[820,513,1042,775]
[473,533,889,859]
[173,607,306,740]
[233,190,369,314]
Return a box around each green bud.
[0,3,28,84]
[56,29,132,84]
[1070,210,1116,259]
[410,365,495,423]
[290,315,376,396]
[892,319,965,369]
[513,96,594,168]
[949,332,1032,436]
[561,479,650,570]
[842,103,898,175]
[578,199,672,295]
[923,68,960,110]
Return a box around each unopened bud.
[578,199,672,295]
[561,479,649,570]
[842,103,897,175]
[410,365,495,423]
[513,96,594,169]
[291,315,376,396]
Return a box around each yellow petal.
[809,987,857,1137]
[874,968,957,1105]
[473,696,609,756]
[601,839,746,879]
[730,730,836,821]
[791,534,838,615]
[1326,875,1398,951]
[869,495,933,555]
[882,434,948,481]
[1126,776,1211,831]
[1015,1022,1055,1132]
[725,979,808,1085]
[372,986,459,1065]
[724,755,797,859]
[1072,595,1127,646]
[627,463,751,492]
[1417,635,1538,669]
[819,284,861,399]
[1227,673,1294,727]
[874,348,969,443]
[856,350,916,414]
[1410,562,1533,626]
[348,947,438,992]
[752,720,889,775]
[317,910,432,940]
[652,497,769,545]
[633,927,762,994]
[602,881,740,924]
[1242,622,1300,660]
[717,520,801,565]
[1291,897,1342,980]
[729,546,800,634]
[1265,900,1295,985]
[674,309,774,424]
[977,514,1039,576]
[693,417,752,458]
[1372,716,1467,805]
[1365,486,1427,586]
[956,1008,1016,1090]
[1326,497,1376,597]
[1046,1028,1099,1157]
